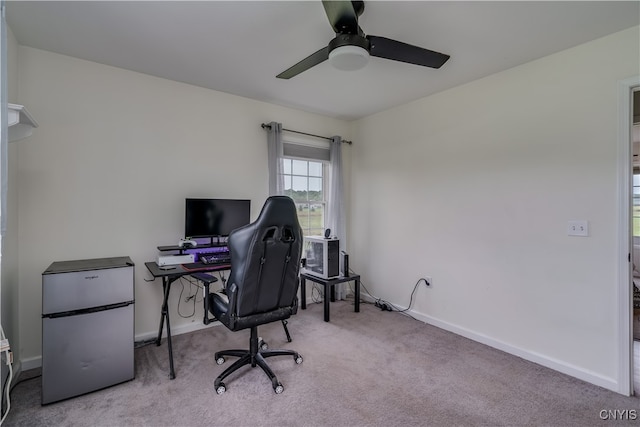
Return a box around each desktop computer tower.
[301,236,340,279]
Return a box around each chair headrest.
[254,196,300,230]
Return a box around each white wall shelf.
[8,103,38,142]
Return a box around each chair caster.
[216,357,225,365]
[295,355,303,364]
[258,337,268,350]
[216,383,226,395]
[274,383,284,394]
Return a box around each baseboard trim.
[134,319,221,343]
[361,291,618,392]
[21,356,40,372]
[407,307,618,392]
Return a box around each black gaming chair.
[205,196,303,394]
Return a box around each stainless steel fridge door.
[42,304,134,404]
[42,265,134,314]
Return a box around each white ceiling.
[6,1,640,121]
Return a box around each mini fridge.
[42,256,135,404]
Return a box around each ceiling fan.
[276,0,450,79]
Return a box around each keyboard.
[198,253,231,265]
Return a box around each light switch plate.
[568,220,589,237]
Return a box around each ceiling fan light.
[328,45,370,71]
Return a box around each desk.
[144,262,227,379]
[300,272,360,322]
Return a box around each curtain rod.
[261,123,352,145]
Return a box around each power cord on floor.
[0,368,41,421]
[6,371,40,389]
[348,271,429,321]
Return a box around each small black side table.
[300,272,360,322]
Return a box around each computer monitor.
[185,198,251,240]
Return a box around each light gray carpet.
[4,300,639,426]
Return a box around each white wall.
[350,26,639,392]
[14,46,351,364]
[9,21,639,393]
[1,25,21,370]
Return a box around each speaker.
[340,251,349,277]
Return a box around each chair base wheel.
[213,326,301,394]
[258,337,268,350]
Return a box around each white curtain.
[266,121,284,196]
[328,136,347,299]
[327,136,345,246]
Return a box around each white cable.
[0,361,11,425]
[0,323,12,425]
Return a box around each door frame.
[617,76,640,396]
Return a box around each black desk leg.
[157,277,176,379]
[156,279,167,346]
[330,284,335,302]
[300,277,307,310]
[355,278,360,313]
[324,283,331,322]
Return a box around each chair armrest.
[190,272,217,285]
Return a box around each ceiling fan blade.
[276,46,330,79]
[351,1,365,17]
[322,0,359,34]
[367,35,450,69]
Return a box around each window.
[282,158,326,236]
[271,133,337,238]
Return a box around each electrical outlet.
[424,277,432,287]
[567,220,589,237]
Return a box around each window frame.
[280,135,332,236]
[281,156,329,236]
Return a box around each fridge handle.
[43,300,133,319]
